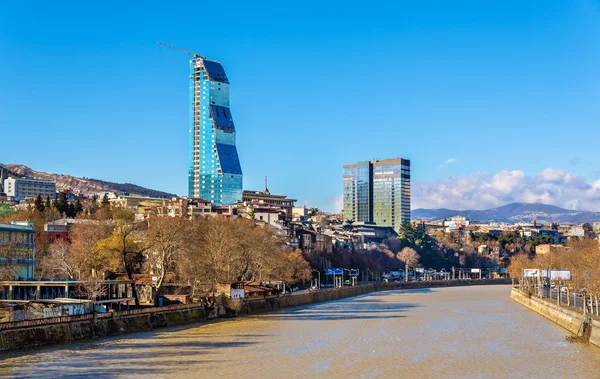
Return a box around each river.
[1,285,599,378]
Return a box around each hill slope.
[412,202,600,224]
[1,164,176,199]
[0,165,24,179]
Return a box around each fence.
[513,280,600,317]
[0,302,206,331]
[0,302,95,323]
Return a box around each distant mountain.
[412,202,600,225]
[1,164,176,199]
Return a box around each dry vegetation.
[0,206,312,301]
[508,238,600,315]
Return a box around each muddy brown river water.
[1,285,600,378]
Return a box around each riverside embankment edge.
[510,288,600,348]
[0,279,510,352]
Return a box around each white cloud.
[484,170,526,194]
[537,168,565,183]
[439,157,458,169]
[413,168,600,211]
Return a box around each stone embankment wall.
[0,279,510,352]
[0,305,207,352]
[510,288,600,348]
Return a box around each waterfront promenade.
[1,285,600,378]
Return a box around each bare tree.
[45,240,79,279]
[397,247,420,282]
[69,221,114,279]
[73,280,108,302]
[178,217,311,297]
[144,217,189,296]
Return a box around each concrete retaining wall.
[0,279,510,352]
[0,305,207,352]
[510,288,600,348]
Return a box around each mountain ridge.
[0,163,176,199]
[412,202,600,224]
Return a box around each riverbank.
[0,279,510,352]
[510,288,600,348]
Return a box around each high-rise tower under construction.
[188,56,242,205]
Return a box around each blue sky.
[1,1,599,212]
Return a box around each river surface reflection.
[1,285,600,378]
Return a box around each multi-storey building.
[343,158,410,231]
[3,177,56,200]
[188,56,242,205]
[0,221,35,280]
[242,183,296,221]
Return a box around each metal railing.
[513,280,600,316]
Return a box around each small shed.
[216,281,277,299]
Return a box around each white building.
[3,177,56,200]
[292,206,308,221]
[444,215,470,232]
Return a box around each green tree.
[96,210,145,305]
[54,191,69,215]
[397,223,450,269]
[34,195,45,212]
[44,196,52,210]
[247,207,256,225]
[66,203,77,218]
[101,193,110,208]
[74,198,83,215]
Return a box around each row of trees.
[37,212,311,302]
[33,192,111,218]
[508,238,600,315]
[302,222,503,277]
[33,191,84,218]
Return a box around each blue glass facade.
[188,57,243,205]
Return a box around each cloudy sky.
[412,166,600,212]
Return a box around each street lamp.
[343,269,356,286]
[312,269,321,290]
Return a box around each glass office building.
[188,56,242,205]
[343,158,410,231]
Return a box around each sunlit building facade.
[188,56,242,205]
[3,177,56,200]
[0,222,35,280]
[343,158,410,231]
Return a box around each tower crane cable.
[157,42,205,60]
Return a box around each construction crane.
[157,42,206,60]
